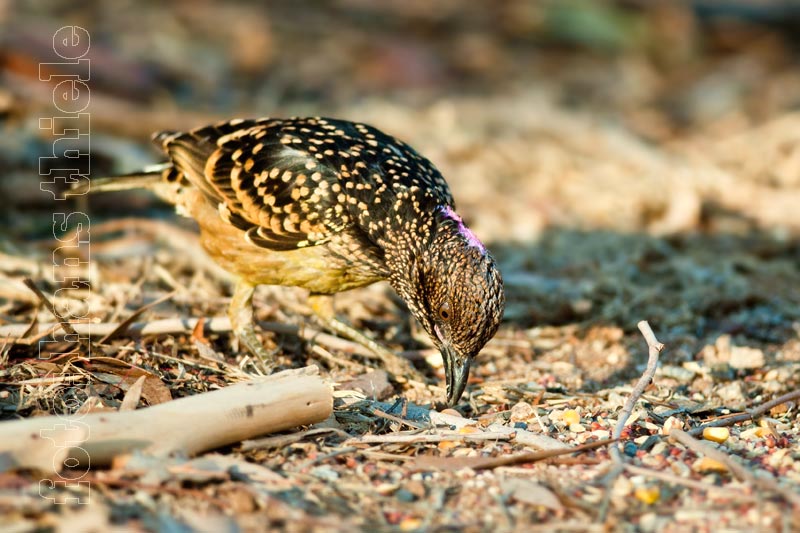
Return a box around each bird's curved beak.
[442,344,470,406]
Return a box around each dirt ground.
[1,1,800,531]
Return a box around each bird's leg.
[308,294,420,381]
[228,279,274,372]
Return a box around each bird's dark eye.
[439,302,451,321]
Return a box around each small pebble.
[513,421,528,430]
[650,441,668,455]
[634,486,660,505]
[729,345,765,369]
[562,409,580,425]
[395,489,416,502]
[510,401,533,422]
[702,427,730,443]
[693,457,728,473]
[659,365,695,382]
[624,441,638,457]
[310,466,339,482]
[740,426,765,440]
[399,518,422,531]
[660,416,684,436]
[375,483,399,495]
[638,435,660,452]
[405,480,427,499]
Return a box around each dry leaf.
[78,357,172,405]
[119,375,146,411]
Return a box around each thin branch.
[241,427,351,451]
[310,344,370,372]
[352,431,514,444]
[688,389,800,436]
[597,320,664,524]
[297,446,358,470]
[98,290,176,344]
[371,408,427,430]
[357,449,416,462]
[113,344,240,375]
[595,462,625,523]
[611,320,664,462]
[410,438,618,471]
[22,277,92,353]
[22,278,81,337]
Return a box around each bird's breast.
[183,188,386,293]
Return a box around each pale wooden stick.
[0,424,88,474]
[0,366,331,472]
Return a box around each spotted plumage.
[78,117,505,405]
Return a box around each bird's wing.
[160,118,346,251]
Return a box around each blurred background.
[2,0,800,378]
[2,2,800,529]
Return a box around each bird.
[74,117,505,406]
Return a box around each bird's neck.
[383,205,487,302]
[382,204,485,254]
[435,205,487,254]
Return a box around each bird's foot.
[308,294,423,383]
[229,279,275,373]
[234,323,276,374]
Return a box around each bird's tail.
[68,163,173,196]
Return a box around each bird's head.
[390,206,505,406]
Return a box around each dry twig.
[371,408,427,430]
[98,290,176,344]
[241,427,351,451]
[22,277,92,353]
[688,389,800,436]
[352,431,514,444]
[611,320,664,462]
[410,438,617,471]
[598,320,664,523]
